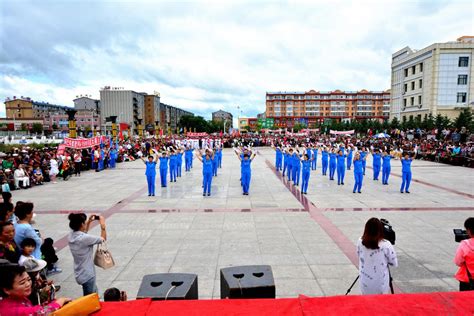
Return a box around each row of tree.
[178,115,228,133]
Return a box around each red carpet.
[93,291,474,316]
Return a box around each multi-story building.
[4,96,69,120]
[265,90,390,128]
[100,87,146,133]
[158,103,193,133]
[73,96,101,113]
[391,36,474,121]
[144,94,161,131]
[212,110,233,128]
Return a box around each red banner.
[63,136,108,149]
[57,144,66,155]
[329,130,355,135]
[187,132,208,137]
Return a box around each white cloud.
[1,0,472,120]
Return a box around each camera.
[91,215,99,221]
[453,229,469,242]
[381,218,396,245]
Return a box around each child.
[23,257,61,305]
[41,237,62,275]
[18,238,36,266]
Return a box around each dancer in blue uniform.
[169,150,177,182]
[346,145,353,170]
[197,149,214,196]
[336,149,347,185]
[291,149,301,186]
[236,150,257,195]
[300,153,313,194]
[176,148,183,177]
[381,150,392,185]
[158,151,169,187]
[400,154,413,193]
[328,149,337,180]
[109,146,117,169]
[141,151,158,196]
[360,148,368,175]
[321,147,329,176]
[185,146,193,172]
[212,147,219,177]
[352,151,367,193]
[286,148,294,181]
[217,146,223,168]
[311,145,318,170]
[272,144,283,171]
[371,149,382,181]
[282,148,290,177]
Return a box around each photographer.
[357,218,398,294]
[68,213,107,296]
[454,217,474,291]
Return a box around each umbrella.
[374,133,390,138]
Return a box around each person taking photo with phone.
[68,213,107,295]
[454,217,474,291]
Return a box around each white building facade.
[390,36,474,121]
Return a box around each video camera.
[453,229,469,242]
[381,219,396,245]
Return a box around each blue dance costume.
[353,159,364,193]
[336,153,346,185]
[400,158,413,193]
[346,149,353,170]
[301,160,311,194]
[321,150,329,175]
[241,159,252,194]
[159,156,169,187]
[202,156,213,195]
[144,160,157,196]
[372,153,382,180]
[275,148,283,171]
[169,154,177,182]
[292,153,301,185]
[311,148,318,170]
[382,155,392,185]
[329,153,337,180]
[360,151,367,175]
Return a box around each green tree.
[406,116,415,129]
[31,123,43,134]
[178,115,209,132]
[454,108,473,131]
[390,117,400,129]
[52,123,58,131]
[292,122,306,132]
[20,123,28,131]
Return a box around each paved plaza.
[14,148,474,299]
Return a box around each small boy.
[19,237,37,266]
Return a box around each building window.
[419,79,423,88]
[412,66,416,74]
[457,92,467,103]
[403,99,407,107]
[410,97,414,106]
[411,81,415,90]
[418,95,422,105]
[458,75,468,85]
[459,57,469,67]
[419,63,423,72]
[404,69,408,77]
[404,84,407,93]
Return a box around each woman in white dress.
[49,156,59,183]
[357,218,398,294]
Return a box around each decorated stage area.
[94,291,474,315]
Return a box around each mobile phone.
[91,215,99,220]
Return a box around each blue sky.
[1,0,472,121]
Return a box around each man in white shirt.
[14,164,30,189]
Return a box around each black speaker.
[136,273,198,300]
[220,265,275,299]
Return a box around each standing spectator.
[49,157,59,184]
[454,217,474,291]
[68,213,107,295]
[74,150,82,176]
[357,218,398,294]
[14,202,42,259]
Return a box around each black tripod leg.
[345,275,359,295]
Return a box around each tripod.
[345,270,394,295]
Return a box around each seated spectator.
[0,202,16,223]
[18,238,37,266]
[103,287,127,302]
[454,217,474,291]
[41,237,62,275]
[4,170,15,191]
[2,157,14,171]
[23,257,61,305]
[13,165,30,189]
[14,202,42,259]
[0,264,70,315]
[32,166,44,185]
[0,221,20,263]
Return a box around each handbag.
[94,241,115,269]
[465,262,474,290]
[52,293,101,316]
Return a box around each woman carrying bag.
[68,213,107,296]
